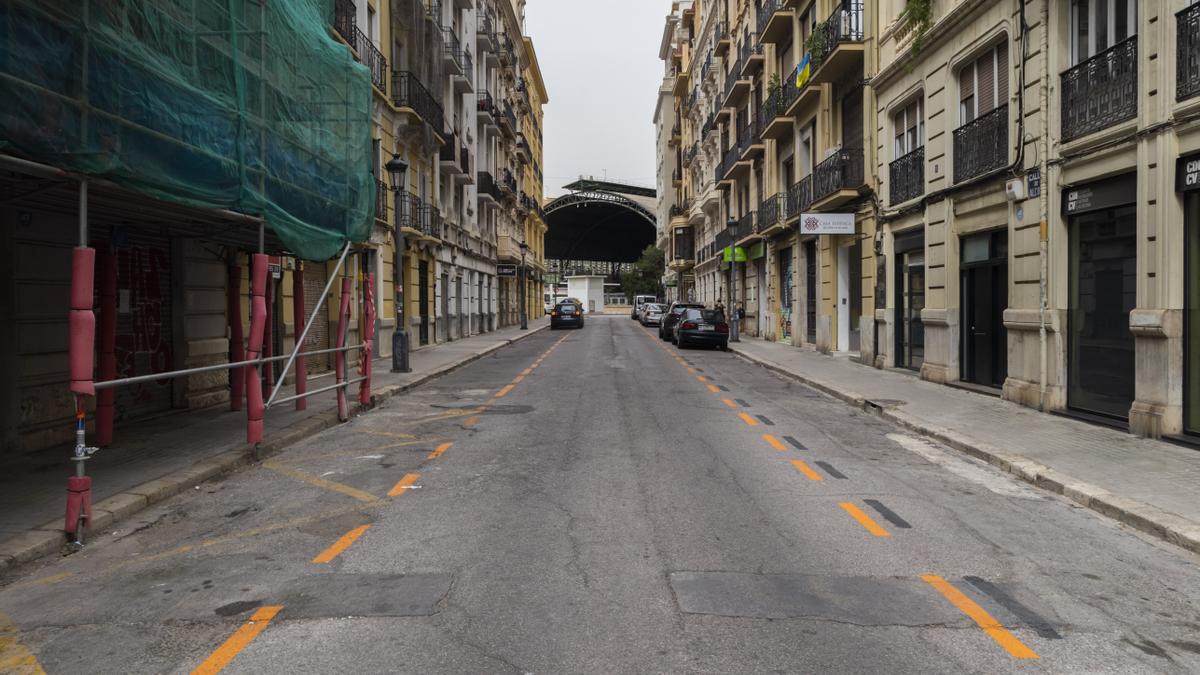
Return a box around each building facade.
[660,0,1200,441]
[0,0,547,456]
[661,0,878,353]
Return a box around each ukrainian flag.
[795,52,812,89]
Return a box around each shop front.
[1064,174,1137,420]
[893,229,925,371]
[1181,155,1200,435]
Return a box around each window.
[1071,0,1136,65]
[893,97,923,157]
[959,42,1008,124]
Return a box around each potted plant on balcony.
[901,0,933,55]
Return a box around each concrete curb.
[0,325,550,575]
[731,346,1200,556]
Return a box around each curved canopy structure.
[544,179,657,266]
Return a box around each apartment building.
[658,2,690,303]
[660,0,1200,440]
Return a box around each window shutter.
[996,42,1009,105]
[977,50,995,114]
[959,63,975,105]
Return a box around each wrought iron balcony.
[1180,4,1200,101]
[787,175,813,216]
[333,0,355,42]
[889,146,925,205]
[395,192,428,233]
[375,179,389,221]
[500,169,517,196]
[732,211,756,241]
[1061,36,1137,142]
[810,1,864,73]
[392,71,444,135]
[757,0,787,39]
[713,21,731,56]
[443,29,463,73]
[477,91,496,117]
[477,171,501,202]
[812,148,865,203]
[759,193,785,231]
[352,27,387,91]
[714,227,733,252]
[953,104,1007,183]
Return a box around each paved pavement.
[0,323,548,562]
[1,315,1198,672]
[728,338,1200,554]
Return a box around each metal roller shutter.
[302,262,332,373]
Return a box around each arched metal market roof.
[544,180,657,264]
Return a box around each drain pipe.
[1036,0,1050,411]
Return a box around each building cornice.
[871,0,996,91]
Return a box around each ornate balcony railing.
[1180,4,1200,101]
[787,175,813,215]
[443,29,462,71]
[1061,36,1138,142]
[732,211,756,241]
[392,71,444,135]
[394,192,422,231]
[812,148,865,202]
[757,0,785,37]
[953,104,1007,183]
[889,146,925,205]
[477,91,496,116]
[333,0,355,41]
[714,228,733,252]
[812,1,864,67]
[759,193,785,230]
[375,179,389,221]
[353,27,387,91]
[477,171,501,201]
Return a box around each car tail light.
[574,310,582,317]
[716,322,729,333]
[551,310,558,317]
[681,321,698,330]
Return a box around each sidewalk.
[0,322,549,571]
[730,338,1200,556]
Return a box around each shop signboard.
[799,212,855,235]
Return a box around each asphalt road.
[2,315,1200,673]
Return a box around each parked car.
[659,302,704,341]
[631,294,657,319]
[674,308,730,350]
[640,303,666,326]
[550,301,584,329]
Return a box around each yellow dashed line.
[790,458,824,481]
[495,384,515,398]
[191,605,284,674]
[840,502,890,537]
[387,472,421,497]
[738,412,759,427]
[722,398,738,408]
[427,442,453,460]
[311,525,370,564]
[762,434,787,451]
[923,575,1040,659]
[707,384,721,394]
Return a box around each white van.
[631,294,657,320]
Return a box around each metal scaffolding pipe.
[93,345,364,391]
[267,242,352,408]
[293,264,308,410]
[270,377,366,408]
[334,274,352,422]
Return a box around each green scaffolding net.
[0,0,374,261]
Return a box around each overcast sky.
[525,1,668,197]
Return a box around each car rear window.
[559,304,576,312]
[701,309,725,322]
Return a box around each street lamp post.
[726,217,739,343]
[386,154,411,372]
[518,240,529,330]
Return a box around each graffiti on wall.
[115,245,173,408]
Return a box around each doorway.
[960,231,1008,388]
[456,276,465,338]
[1068,204,1136,419]
[418,259,430,345]
[779,246,793,342]
[441,272,450,341]
[894,238,925,371]
[756,259,766,336]
[805,240,817,343]
[837,246,849,351]
[1188,192,1200,435]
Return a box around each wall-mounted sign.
[1178,153,1200,192]
[1063,173,1136,215]
[497,264,517,277]
[722,246,748,262]
[1027,167,1041,198]
[799,212,855,235]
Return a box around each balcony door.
[959,42,1008,125]
[841,88,863,151]
[1070,0,1136,65]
